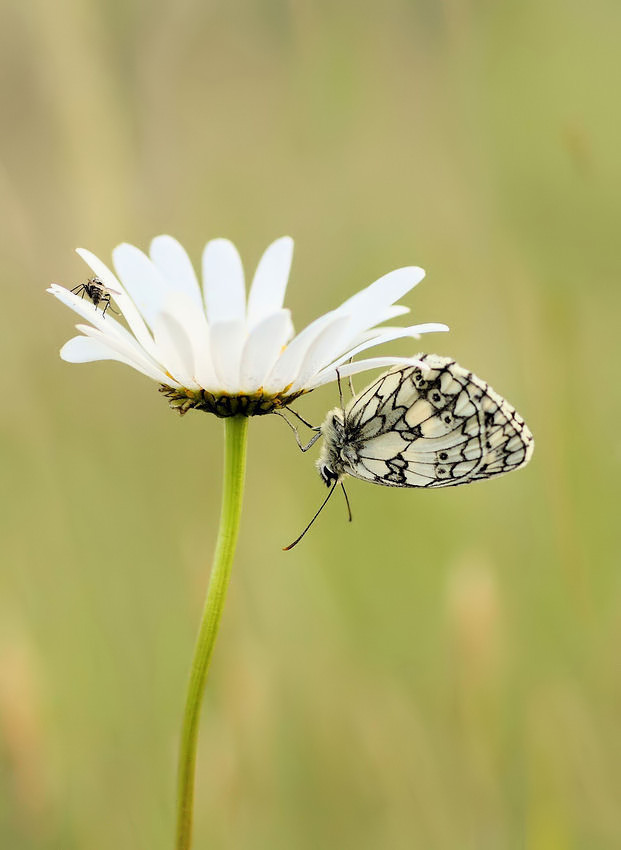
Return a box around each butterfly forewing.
[340,354,533,488]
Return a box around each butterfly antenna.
[283,482,338,551]
[336,368,345,418]
[340,483,353,522]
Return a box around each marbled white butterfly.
[284,354,533,549]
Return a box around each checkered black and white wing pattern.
[343,354,534,488]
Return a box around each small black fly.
[71,277,120,317]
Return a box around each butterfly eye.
[320,465,338,487]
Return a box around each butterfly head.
[316,407,349,487]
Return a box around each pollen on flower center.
[158,385,306,418]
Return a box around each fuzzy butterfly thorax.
[315,354,534,490]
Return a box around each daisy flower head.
[48,235,449,417]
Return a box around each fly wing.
[343,354,534,488]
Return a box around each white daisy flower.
[48,235,448,417]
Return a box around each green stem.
[175,415,248,850]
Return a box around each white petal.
[48,284,142,351]
[374,304,410,323]
[75,248,159,361]
[305,357,420,390]
[408,321,450,336]
[60,335,174,384]
[150,312,200,388]
[263,312,344,394]
[347,327,394,347]
[347,325,404,348]
[238,309,292,392]
[246,236,293,328]
[337,267,426,337]
[340,266,425,312]
[202,239,245,324]
[73,324,174,384]
[159,291,218,388]
[61,335,134,365]
[345,308,412,348]
[114,242,211,350]
[112,242,170,326]
[149,235,203,308]
[326,323,450,371]
[209,320,247,392]
[290,315,353,392]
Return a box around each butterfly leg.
[345,356,356,398]
[274,411,321,452]
[286,407,319,431]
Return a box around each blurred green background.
[1,0,620,848]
